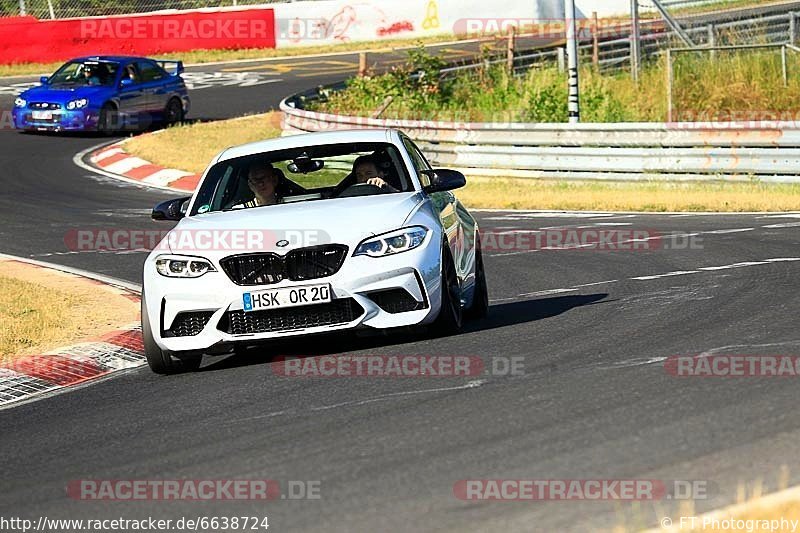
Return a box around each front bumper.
[12,108,98,131]
[143,236,444,353]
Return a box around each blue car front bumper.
[12,108,99,131]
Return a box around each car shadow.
[198,293,609,373]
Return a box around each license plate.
[31,110,53,120]
[243,284,331,312]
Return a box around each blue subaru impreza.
[13,55,190,133]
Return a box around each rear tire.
[466,239,489,319]
[142,294,201,375]
[164,97,184,127]
[432,246,463,336]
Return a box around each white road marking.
[762,222,800,228]
[698,261,770,271]
[631,271,701,281]
[310,380,487,412]
[572,280,619,288]
[704,228,755,234]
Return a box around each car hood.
[165,193,425,259]
[20,85,111,103]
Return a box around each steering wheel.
[337,183,385,198]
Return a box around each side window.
[402,138,432,187]
[136,61,165,83]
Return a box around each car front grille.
[367,289,428,314]
[165,311,214,337]
[220,245,348,286]
[219,298,363,335]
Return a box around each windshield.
[47,60,120,87]
[190,142,413,216]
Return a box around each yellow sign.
[422,0,440,30]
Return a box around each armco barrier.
[280,88,800,182]
[0,9,275,65]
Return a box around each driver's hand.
[366,178,397,191]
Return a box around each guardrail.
[280,87,800,182]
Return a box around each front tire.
[142,294,201,374]
[432,246,463,335]
[98,103,118,135]
[466,238,489,319]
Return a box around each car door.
[135,60,170,116]
[402,136,472,285]
[117,62,147,122]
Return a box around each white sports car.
[142,129,488,374]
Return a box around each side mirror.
[152,197,190,221]
[119,78,134,88]
[39,76,49,85]
[422,169,466,194]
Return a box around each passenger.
[352,155,398,192]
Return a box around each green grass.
[311,46,800,123]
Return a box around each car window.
[48,60,118,87]
[136,61,166,83]
[402,137,433,187]
[191,142,412,215]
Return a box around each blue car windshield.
[48,61,119,87]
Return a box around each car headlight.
[14,97,26,107]
[66,98,88,110]
[354,226,429,258]
[155,255,216,278]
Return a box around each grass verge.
[124,113,283,175]
[0,260,139,363]
[459,178,800,212]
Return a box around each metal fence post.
[707,24,716,61]
[506,25,516,74]
[18,0,25,16]
[358,52,367,77]
[630,0,641,82]
[566,0,581,123]
[782,45,789,87]
[557,47,566,73]
[791,12,798,45]
[666,49,674,123]
[592,11,600,70]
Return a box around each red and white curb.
[83,139,201,193]
[0,255,145,410]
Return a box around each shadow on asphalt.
[198,293,609,373]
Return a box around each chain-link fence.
[0,0,296,19]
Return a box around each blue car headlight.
[66,98,88,110]
[354,227,429,258]
[13,97,26,108]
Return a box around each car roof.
[69,55,148,64]
[216,129,401,163]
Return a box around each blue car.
[12,55,190,133]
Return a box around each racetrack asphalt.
[2,41,800,532]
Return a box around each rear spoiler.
[155,60,184,76]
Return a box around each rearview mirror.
[422,169,466,193]
[152,197,190,221]
[288,157,324,174]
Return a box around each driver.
[352,155,398,192]
[82,65,101,85]
[243,161,281,207]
